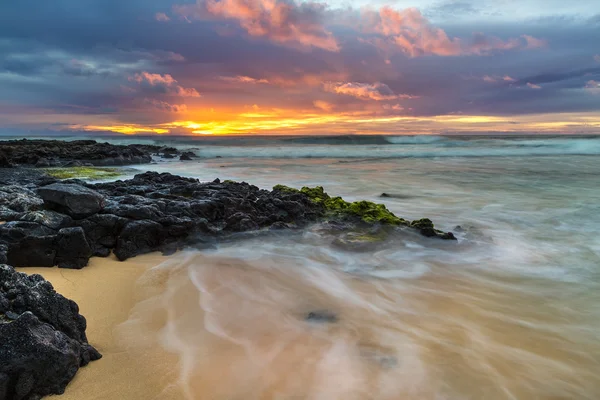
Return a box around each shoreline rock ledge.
[0,265,101,400]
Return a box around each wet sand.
[17,253,184,400]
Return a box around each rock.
[0,244,6,264]
[0,312,81,400]
[0,265,100,399]
[225,212,259,232]
[0,221,57,268]
[0,139,162,167]
[179,151,195,161]
[38,183,105,219]
[0,186,44,213]
[76,214,127,257]
[0,151,12,168]
[114,220,164,261]
[19,210,72,230]
[306,310,338,323]
[410,218,456,240]
[55,227,92,269]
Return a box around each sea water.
[89,135,600,399]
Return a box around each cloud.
[482,75,517,83]
[143,98,187,112]
[595,55,600,63]
[220,75,269,84]
[155,12,171,22]
[313,100,334,111]
[362,7,543,57]
[129,72,200,97]
[585,80,600,94]
[522,34,547,49]
[324,82,400,101]
[174,0,339,52]
[527,82,542,89]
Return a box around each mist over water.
[114,136,600,399]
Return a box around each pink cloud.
[362,7,544,57]
[503,75,516,82]
[155,12,171,22]
[220,75,270,84]
[527,82,542,89]
[313,100,334,111]
[130,72,200,97]
[595,55,600,63]
[143,99,187,112]
[585,80,600,94]
[174,0,339,52]
[483,75,496,83]
[522,35,547,49]
[324,82,401,101]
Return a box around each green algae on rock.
[273,184,456,240]
[274,184,408,225]
[42,167,124,181]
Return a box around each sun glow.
[67,110,600,136]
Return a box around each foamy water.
[108,136,600,400]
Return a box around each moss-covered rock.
[273,184,301,194]
[42,167,123,180]
[273,184,455,240]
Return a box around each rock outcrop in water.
[0,139,184,167]
[0,171,456,267]
[0,265,101,400]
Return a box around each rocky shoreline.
[0,140,456,399]
[0,139,193,167]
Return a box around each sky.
[0,0,599,136]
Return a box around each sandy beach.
[17,254,185,400]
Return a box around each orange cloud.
[363,7,543,57]
[220,75,269,84]
[130,72,200,97]
[174,0,339,52]
[313,100,334,111]
[527,82,542,89]
[503,75,516,82]
[324,82,403,101]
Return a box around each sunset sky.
[1,0,599,136]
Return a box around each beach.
[17,254,184,400]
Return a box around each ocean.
[32,135,600,398]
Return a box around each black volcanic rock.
[38,183,105,219]
[54,227,92,269]
[0,139,170,167]
[0,151,11,168]
[1,170,456,267]
[0,265,100,400]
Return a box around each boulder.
[0,186,44,213]
[179,152,194,161]
[19,210,72,230]
[0,265,101,399]
[38,183,105,219]
[114,220,164,261]
[0,222,57,268]
[76,214,127,257]
[54,227,92,269]
[0,312,81,400]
